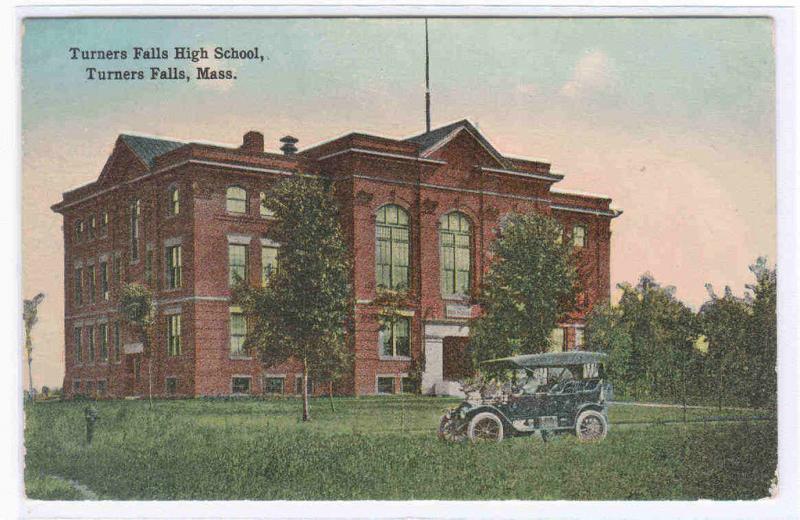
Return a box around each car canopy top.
[481,351,607,369]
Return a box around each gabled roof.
[406,119,508,167]
[120,134,185,169]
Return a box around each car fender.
[463,405,514,430]
[575,402,609,430]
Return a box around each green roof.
[120,134,185,168]
[482,351,607,368]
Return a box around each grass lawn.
[24,397,776,501]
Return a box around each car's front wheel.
[438,414,467,443]
[467,412,504,443]
[575,410,608,442]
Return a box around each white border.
[5,4,798,520]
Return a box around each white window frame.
[231,375,252,396]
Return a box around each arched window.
[168,185,180,215]
[226,186,247,214]
[439,212,471,296]
[375,205,410,291]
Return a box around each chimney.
[240,131,264,153]
[280,135,298,156]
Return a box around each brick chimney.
[240,131,264,153]
[280,135,298,156]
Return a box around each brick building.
[52,119,621,398]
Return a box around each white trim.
[226,233,252,245]
[375,374,399,395]
[164,236,183,247]
[259,238,280,247]
[550,204,620,218]
[419,127,464,157]
[316,147,446,165]
[479,165,562,182]
[551,188,612,200]
[161,305,182,316]
[98,253,109,262]
[356,299,373,305]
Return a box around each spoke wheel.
[467,412,504,443]
[438,415,467,443]
[575,410,608,442]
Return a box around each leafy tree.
[586,274,698,401]
[468,213,577,369]
[23,292,45,402]
[746,258,777,408]
[119,283,155,408]
[234,176,351,421]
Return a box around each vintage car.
[438,351,612,443]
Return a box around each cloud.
[559,49,614,98]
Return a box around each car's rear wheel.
[438,415,467,442]
[467,412,504,443]
[575,410,608,442]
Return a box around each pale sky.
[21,17,775,388]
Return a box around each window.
[113,255,122,287]
[85,381,95,396]
[88,215,96,240]
[440,212,472,296]
[74,220,84,243]
[73,327,82,364]
[113,322,121,362]
[294,376,303,394]
[168,186,180,215]
[226,186,247,213]
[100,261,109,300]
[144,249,154,285]
[130,200,141,261]
[133,357,141,383]
[575,328,585,349]
[99,323,109,362]
[86,325,95,362]
[166,245,182,289]
[379,316,410,358]
[377,377,395,395]
[376,205,410,291]
[263,377,285,394]
[232,377,251,395]
[97,380,107,395]
[167,314,181,356]
[73,380,81,393]
[100,211,108,236]
[259,191,275,218]
[573,225,587,248]
[229,308,247,357]
[86,265,96,304]
[401,377,417,394]
[548,328,565,353]
[229,244,247,286]
[261,245,278,286]
[166,377,178,395]
[74,267,83,306]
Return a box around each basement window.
[377,377,395,395]
[166,377,178,396]
[232,377,251,395]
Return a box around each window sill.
[229,355,252,361]
[441,294,471,302]
[379,356,412,362]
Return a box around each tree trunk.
[302,358,311,422]
[328,381,335,412]
[26,328,33,403]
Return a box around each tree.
[746,258,777,408]
[119,283,155,408]
[23,292,45,402]
[468,213,577,368]
[234,176,351,421]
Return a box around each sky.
[21,17,776,388]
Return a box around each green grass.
[24,397,776,500]
[24,474,87,500]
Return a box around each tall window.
[73,327,82,364]
[99,210,109,236]
[100,260,109,300]
[379,316,410,358]
[439,212,472,296]
[144,248,154,285]
[167,314,181,356]
[74,220,84,243]
[261,245,278,286]
[113,255,122,287]
[229,244,247,286]
[113,321,121,362]
[376,205,410,291]
[99,323,109,362]
[74,267,83,306]
[575,328,585,349]
[169,186,180,215]
[166,245,182,289]
[86,325,95,363]
[129,199,141,261]
[86,265,96,304]
[88,215,96,240]
[259,191,275,218]
[230,307,247,357]
[549,328,565,353]
[573,225,587,248]
[226,186,247,213]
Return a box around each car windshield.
[514,364,601,395]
